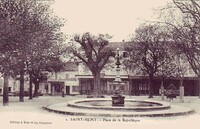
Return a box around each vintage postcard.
[1,0,200,129]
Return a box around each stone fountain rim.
[67,98,171,111]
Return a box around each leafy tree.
[30,55,65,98]
[0,0,65,104]
[22,2,66,98]
[0,0,23,105]
[69,32,114,96]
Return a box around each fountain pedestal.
[111,48,125,106]
[111,92,125,106]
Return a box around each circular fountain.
[44,98,194,117]
[67,98,170,111]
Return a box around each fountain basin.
[67,98,170,111]
[43,98,194,117]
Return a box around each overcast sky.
[52,0,172,41]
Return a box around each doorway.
[66,86,70,95]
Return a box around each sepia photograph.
[1,0,200,129]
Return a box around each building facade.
[0,42,199,97]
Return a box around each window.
[0,88,2,93]
[72,86,79,92]
[123,51,128,57]
[9,87,11,93]
[66,74,69,79]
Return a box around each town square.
[1,0,200,129]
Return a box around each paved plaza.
[1,95,200,115]
[0,95,200,129]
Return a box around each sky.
[52,0,172,42]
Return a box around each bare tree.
[124,23,173,98]
[162,0,200,97]
[69,32,114,97]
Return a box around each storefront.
[77,75,199,96]
[77,75,130,95]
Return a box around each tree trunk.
[62,85,65,97]
[33,81,39,98]
[148,76,154,98]
[161,80,165,101]
[55,72,58,79]
[19,68,24,102]
[29,72,33,100]
[3,71,9,106]
[198,77,200,98]
[92,71,101,97]
[179,78,184,102]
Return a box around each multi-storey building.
[46,62,79,95]
[0,62,79,96]
[0,75,31,95]
[74,42,200,96]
